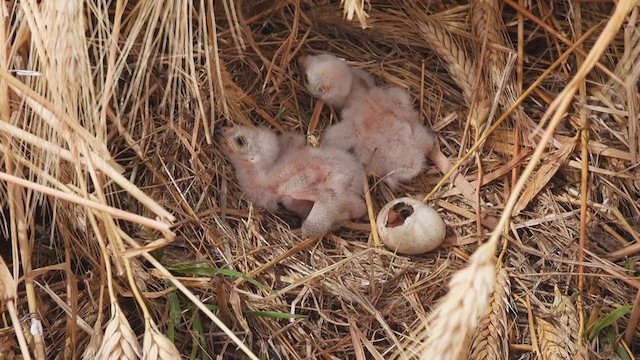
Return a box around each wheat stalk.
[468,266,511,360]
[414,2,635,358]
[95,304,141,360]
[416,242,497,360]
[0,256,32,360]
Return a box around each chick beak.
[215,126,238,153]
[298,55,308,68]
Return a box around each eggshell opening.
[376,197,446,255]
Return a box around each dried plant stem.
[363,178,381,247]
[0,71,174,222]
[624,288,640,345]
[0,171,172,233]
[117,229,260,360]
[0,256,32,360]
[0,5,36,360]
[427,146,477,204]
[419,3,632,358]
[574,0,589,343]
[423,23,600,202]
[99,0,124,143]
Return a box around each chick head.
[215,126,280,169]
[299,54,354,107]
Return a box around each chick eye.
[235,136,247,147]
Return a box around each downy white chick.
[299,54,374,109]
[300,54,435,189]
[216,126,367,237]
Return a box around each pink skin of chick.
[326,86,436,190]
[216,126,367,237]
[300,54,435,189]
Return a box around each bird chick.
[215,126,282,212]
[299,54,374,108]
[302,54,478,202]
[300,54,435,189]
[324,86,436,190]
[216,126,367,237]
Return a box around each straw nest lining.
[0,0,639,359]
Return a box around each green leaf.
[586,305,633,340]
[167,291,181,342]
[190,310,203,360]
[167,264,272,292]
[615,345,632,360]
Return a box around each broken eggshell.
[376,197,446,255]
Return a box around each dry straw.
[414,0,636,357]
[2,0,640,358]
[0,256,32,360]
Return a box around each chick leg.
[301,199,339,238]
[343,193,367,219]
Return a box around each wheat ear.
[537,317,573,359]
[468,266,511,360]
[141,321,181,360]
[340,0,371,29]
[417,242,497,359]
[94,304,141,360]
[417,18,490,140]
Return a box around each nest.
[1,0,639,359]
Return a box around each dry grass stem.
[1,0,640,358]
